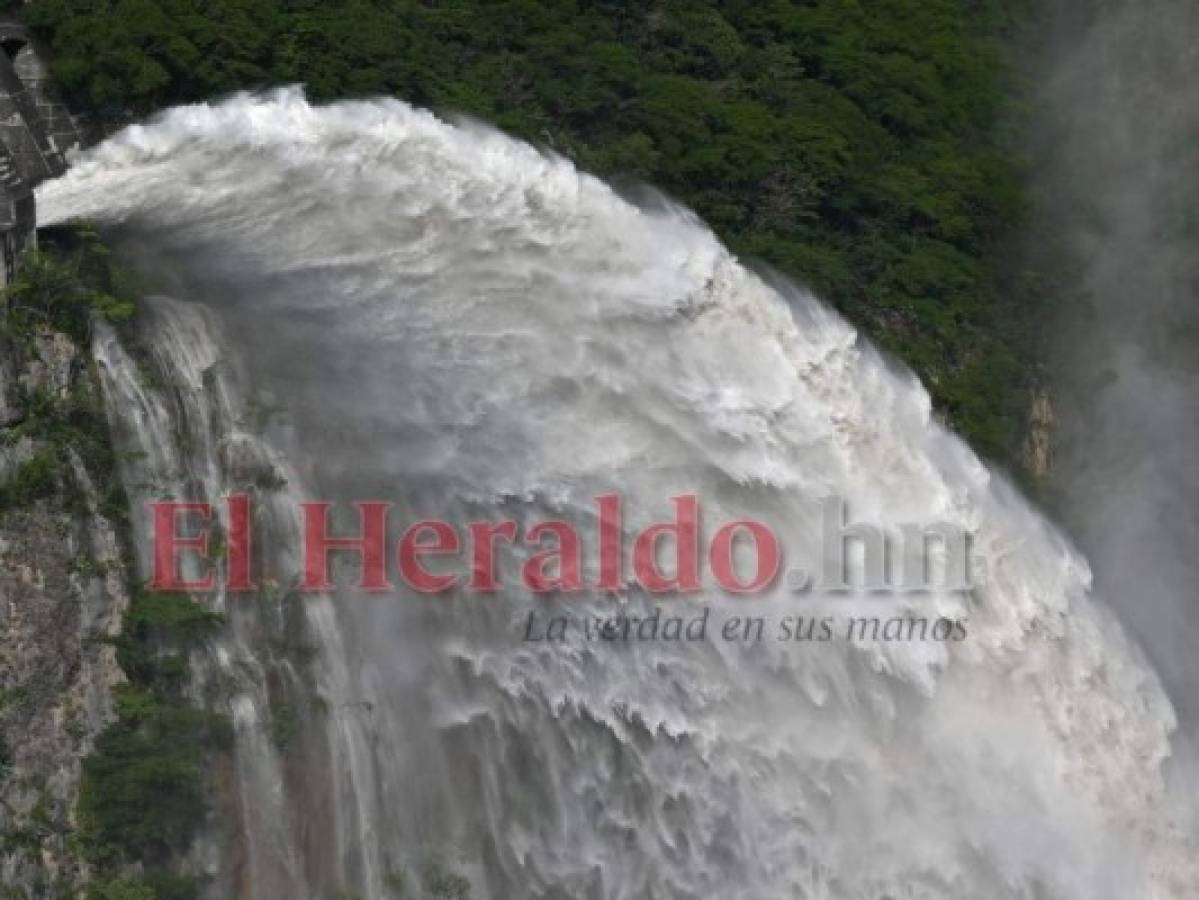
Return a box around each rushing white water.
[41,89,1197,899]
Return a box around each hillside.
[23,0,1043,468]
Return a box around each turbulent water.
[39,90,1198,899]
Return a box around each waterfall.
[40,89,1197,899]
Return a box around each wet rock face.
[0,327,130,896]
[0,328,80,427]
[0,434,35,484]
[1022,387,1055,480]
[18,330,78,401]
[0,347,21,427]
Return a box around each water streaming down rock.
[39,90,1199,899]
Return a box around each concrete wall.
[0,15,86,288]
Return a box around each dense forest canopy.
[23,0,1040,468]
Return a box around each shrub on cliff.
[79,585,230,869]
[77,687,225,866]
[3,223,137,342]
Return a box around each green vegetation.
[383,870,408,896]
[421,860,471,899]
[268,698,299,749]
[24,0,1041,467]
[78,687,224,864]
[113,588,224,686]
[368,862,470,899]
[0,223,222,897]
[0,381,123,517]
[87,872,200,900]
[0,224,139,520]
[5,222,137,342]
[0,452,59,510]
[86,876,156,900]
[78,586,229,893]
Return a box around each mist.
[1034,0,1199,733]
[40,89,1197,896]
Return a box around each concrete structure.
[0,14,86,287]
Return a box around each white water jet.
[41,88,1198,899]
